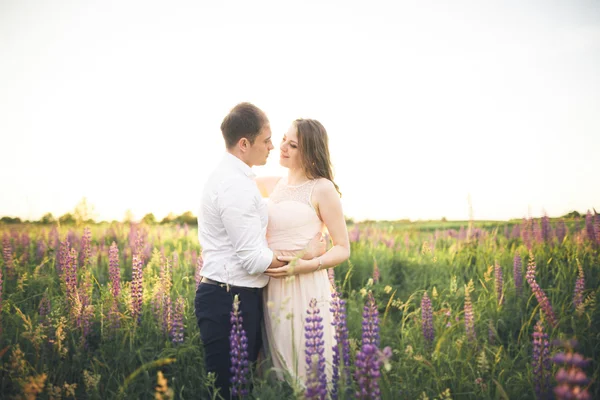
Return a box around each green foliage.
[0,221,598,399]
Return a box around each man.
[195,102,322,399]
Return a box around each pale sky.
[1,0,599,222]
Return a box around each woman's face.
[279,124,302,170]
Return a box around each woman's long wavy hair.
[294,118,341,196]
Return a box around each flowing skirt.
[263,266,335,389]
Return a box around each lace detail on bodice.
[269,178,318,209]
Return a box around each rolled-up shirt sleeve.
[218,178,273,275]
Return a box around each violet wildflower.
[372,259,380,283]
[305,298,327,400]
[80,228,91,267]
[195,255,204,290]
[20,232,30,265]
[541,212,552,244]
[552,340,591,400]
[421,292,434,345]
[573,260,585,310]
[171,297,184,344]
[2,235,14,279]
[327,267,336,288]
[522,218,533,249]
[64,248,78,305]
[0,261,3,321]
[514,253,523,297]
[464,281,476,342]
[511,223,521,240]
[39,293,51,330]
[57,237,70,275]
[585,210,596,245]
[131,251,144,324]
[526,252,557,327]
[109,242,120,298]
[495,262,504,306]
[229,294,249,398]
[532,320,551,399]
[555,219,566,244]
[330,289,351,400]
[355,292,382,400]
[36,239,47,263]
[349,226,360,242]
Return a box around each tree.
[175,211,197,225]
[141,213,157,225]
[160,213,176,224]
[0,216,22,224]
[59,213,76,225]
[40,213,56,225]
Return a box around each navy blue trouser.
[194,282,263,400]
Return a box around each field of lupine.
[0,212,598,399]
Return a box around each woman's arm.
[265,179,350,277]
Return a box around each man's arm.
[219,178,274,275]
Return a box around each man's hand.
[265,257,318,278]
[302,232,327,260]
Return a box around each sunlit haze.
[1,0,599,222]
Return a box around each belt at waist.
[200,277,261,293]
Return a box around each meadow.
[0,214,598,399]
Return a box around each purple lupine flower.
[522,218,533,249]
[36,239,47,263]
[131,251,144,324]
[349,226,360,243]
[64,248,78,304]
[504,224,510,238]
[327,267,336,288]
[510,224,521,240]
[532,320,551,399]
[514,253,523,297]
[464,286,476,342]
[330,289,351,400]
[49,226,59,250]
[555,219,566,244]
[108,242,120,298]
[552,341,591,400]
[526,252,557,327]
[585,210,596,245]
[573,262,585,310]
[20,232,30,265]
[0,260,3,321]
[80,227,92,268]
[495,262,504,306]
[78,274,94,348]
[162,294,173,335]
[304,298,327,400]
[362,292,380,347]
[541,212,552,244]
[2,235,14,279]
[171,297,184,344]
[229,294,249,398]
[533,218,543,244]
[39,293,51,330]
[195,255,204,290]
[172,252,179,269]
[354,292,382,400]
[372,259,380,283]
[57,237,71,275]
[421,292,434,345]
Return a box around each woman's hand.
[264,256,318,278]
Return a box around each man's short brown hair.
[221,102,268,149]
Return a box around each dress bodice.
[266,177,323,252]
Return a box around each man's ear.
[237,137,249,152]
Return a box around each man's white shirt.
[197,152,272,288]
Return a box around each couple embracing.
[194,102,350,399]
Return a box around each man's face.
[247,123,274,166]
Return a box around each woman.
[255,118,351,389]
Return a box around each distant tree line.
[0,211,198,226]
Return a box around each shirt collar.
[223,152,256,178]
